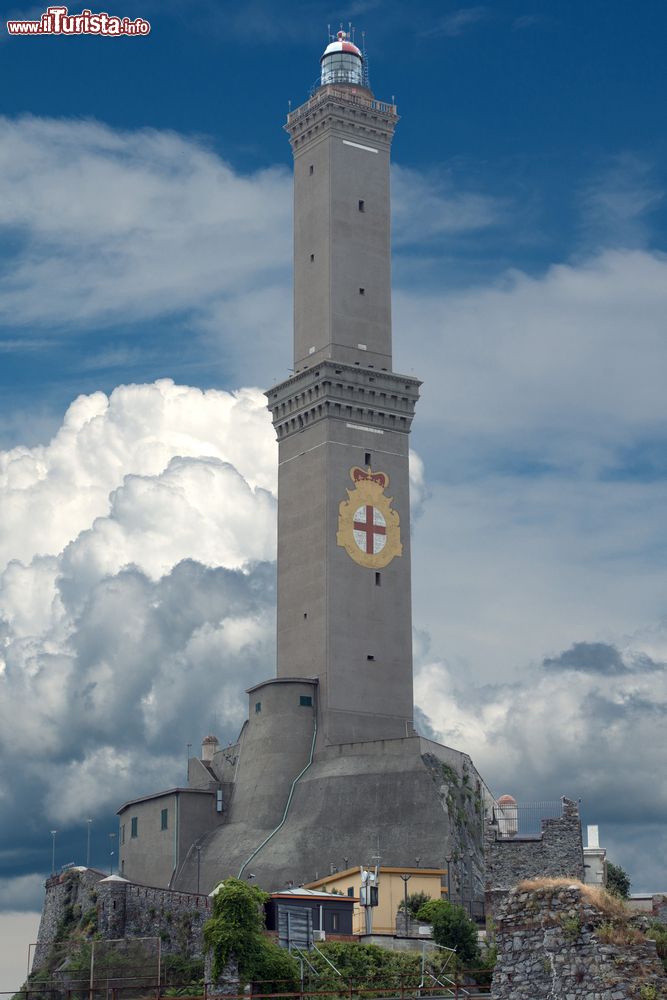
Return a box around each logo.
[337,467,402,569]
[6,7,151,36]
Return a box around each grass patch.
[516,878,628,919]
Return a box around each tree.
[606,861,631,899]
[416,900,480,966]
[203,877,299,989]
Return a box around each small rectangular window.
[365,452,371,465]
[347,887,354,897]
[332,912,339,930]
[255,701,262,713]
[367,654,375,661]
[131,817,138,838]
[309,164,314,175]
[358,199,365,212]
[359,287,365,295]
[310,253,315,262]
[375,572,381,587]
[121,824,125,845]
[299,695,313,707]
[161,808,168,831]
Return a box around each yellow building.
[305,866,448,936]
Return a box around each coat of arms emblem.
[337,467,402,569]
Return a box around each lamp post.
[108,832,116,875]
[400,873,411,936]
[86,818,93,868]
[50,830,57,876]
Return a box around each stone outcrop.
[492,880,667,1000]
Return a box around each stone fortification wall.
[32,867,105,970]
[492,881,666,1000]
[485,797,584,918]
[33,869,211,975]
[97,879,210,956]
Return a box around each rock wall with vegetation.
[492,880,667,1000]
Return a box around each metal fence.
[4,979,493,1000]
[491,800,563,838]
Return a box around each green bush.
[606,861,631,899]
[416,900,480,966]
[647,920,667,973]
[203,877,299,989]
[398,891,432,918]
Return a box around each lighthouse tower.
[130,33,490,897]
[268,30,420,746]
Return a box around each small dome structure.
[320,30,363,87]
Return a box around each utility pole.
[108,832,116,875]
[400,873,411,936]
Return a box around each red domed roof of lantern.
[321,30,362,60]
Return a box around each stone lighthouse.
[120,32,491,897]
[270,31,419,747]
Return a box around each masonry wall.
[491,882,666,1000]
[97,880,210,957]
[485,797,584,919]
[32,868,105,971]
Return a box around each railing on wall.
[491,800,563,839]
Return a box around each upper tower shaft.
[285,44,398,374]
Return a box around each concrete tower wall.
[274,409,415,745]
[290,86,396,373]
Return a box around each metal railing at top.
[287,85,396,127]
[491,800,563,839]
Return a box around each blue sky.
[1,0,667,988]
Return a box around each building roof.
[117,786,216,814]
[272,887,358,901]
[306,865,445,889]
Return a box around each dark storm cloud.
[543,641,627,674]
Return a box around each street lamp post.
[86,818,93,868]
[50,830,57,876]
[400,873,411,936]
[108,832,116,875]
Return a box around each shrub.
[606,862,631,900]
[203,877,299,989]
[398,891,432,918]
[416,899,480,966]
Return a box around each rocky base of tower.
[172,734,490,897]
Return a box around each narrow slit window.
[160,808,168,831]
[255,701,262,713]
[359,287,365,295]
[310,253,315,262]
[365,452,371,465]
[358,199,365,212]
[375,572,381,587]
[303,612,308,619]
[309,164,314,175]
